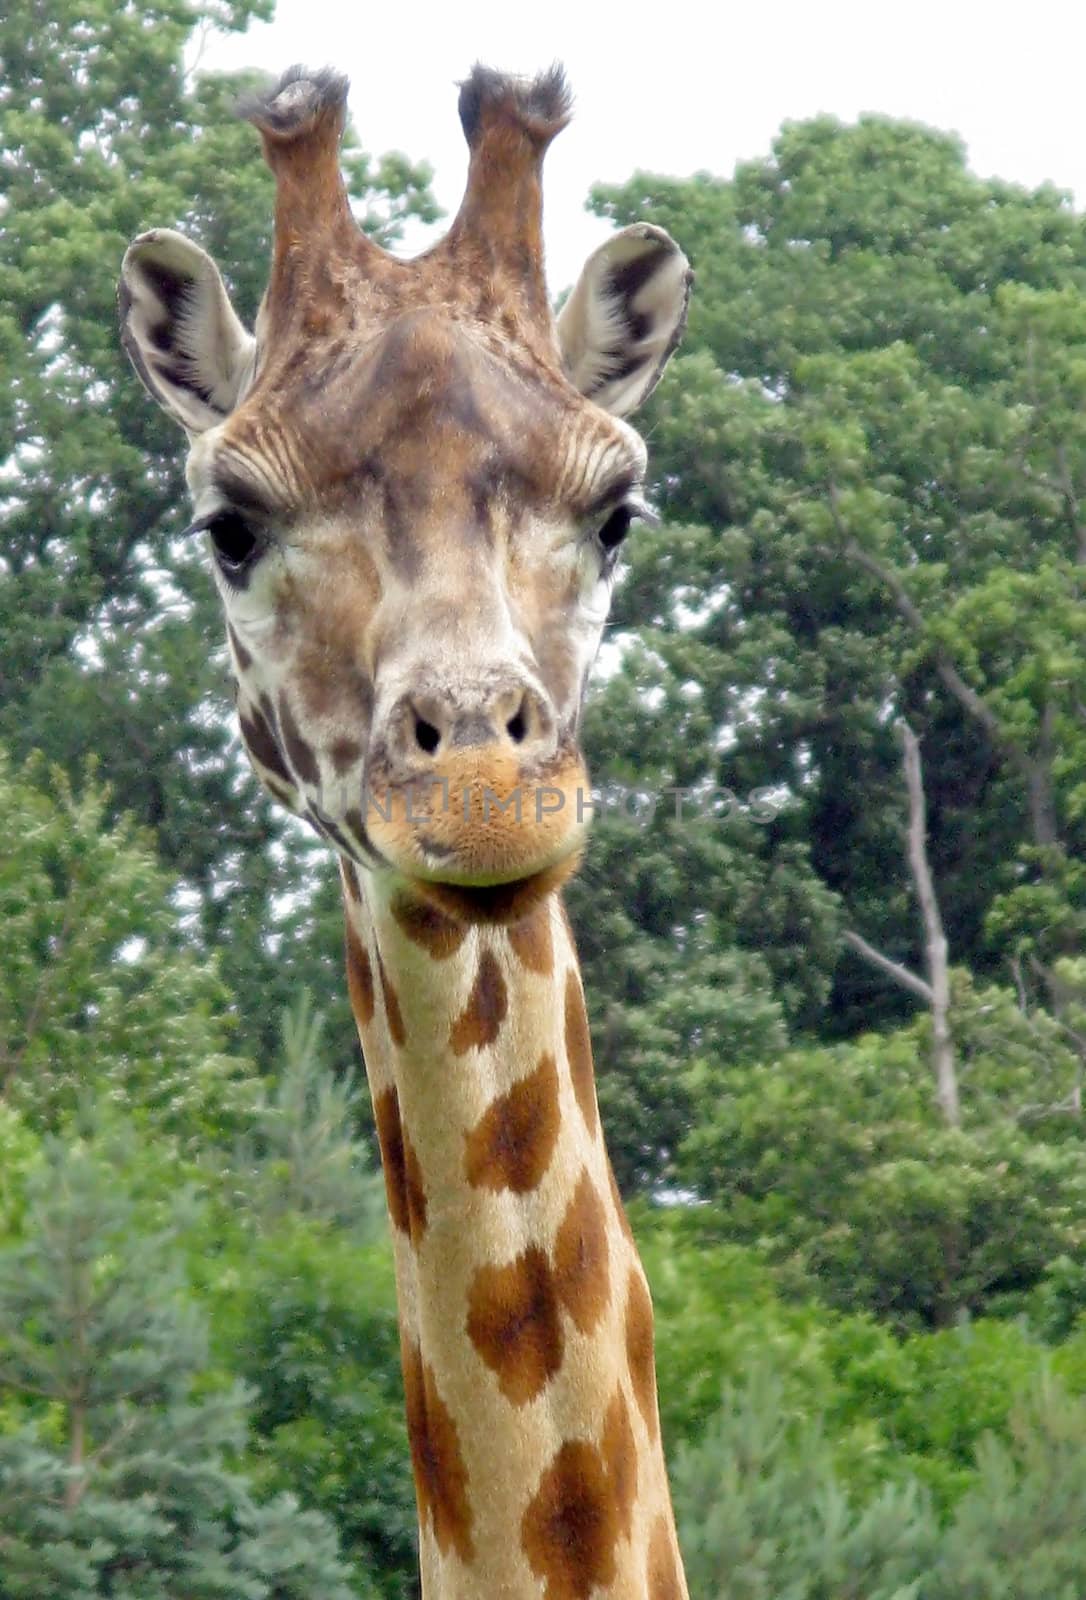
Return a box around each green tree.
[0,1138,362,1598]
[582,118,1086,1112]
[677,988,1086,1327]
[672,1366,938,1600]
[199,1224,418,1600]
[0,749,256,1144]
[929,1376,1086,1599]
[229,995,385,1232]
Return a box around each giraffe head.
[119,65,690,923]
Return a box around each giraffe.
[119,64,691,1599]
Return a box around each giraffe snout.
[400,680,557,768]
[364,674,590,891]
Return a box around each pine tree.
[671,1365,938,1599]
[0,1138,365,1598]
[231,994,385,1232]
[0,748,256,1145]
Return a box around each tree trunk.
[901,722,959,1128]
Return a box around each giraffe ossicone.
[120,61,691,1599]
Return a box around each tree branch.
[842,929,933,1003]
[841,723,959,1125]
[901,721,959,1127]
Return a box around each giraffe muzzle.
[363,740,593,891]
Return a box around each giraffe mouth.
[402,851,582,925]
[360,747,591,918]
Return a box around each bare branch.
[901,721,959,1126]
[842,929,933,1004]
[836,528,1003,744]
[1010,955,1029,1015]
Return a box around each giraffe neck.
[340,861,688,1600]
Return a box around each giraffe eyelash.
[185,508,269,586]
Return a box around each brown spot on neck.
[373,1085,428,1241]
[553,1169,610,1336]
[392,893,468,960]
[344,918,374,1026]
[607,1158,636,1244]
[646,1515,684,1600]
[466,1244,564,1405]
[464,1051,561,1194]
[377,950,408,1046]
[507,900,554,974]
[563,969,597,1134]
[521,1438,620,1600]
[402,1338,475,1564]
[625,1268,659,1442]
[450,947,508,1055]
[601,1390,638,1540]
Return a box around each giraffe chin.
[402,850,582,926]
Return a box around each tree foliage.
[581,117,1086,1184]
[0,1138,362,1599]
[0,750,256,1143]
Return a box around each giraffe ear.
[119,229,256,435]
[557,223,691,417]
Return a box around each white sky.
[203,0,1086,293]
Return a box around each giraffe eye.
[597,505,633,553]
[205,510,263,582]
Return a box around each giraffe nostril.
[415,717,441,755]
[506,702,528,744]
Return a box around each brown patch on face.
[646,1516,683,1600]
[464,1051,561,1194]
[521,1439,619,1600]
[377,950,407,1046]
[277,691,321,787]
[341,859,363,902]
[466,1245,564,1405]
[239,704,294,788]
[601,1390,637,1540]
[450,947,508,1055]
[625,1269,659,1441]
[263,773,299,810]
[373,1085,427,1240]
[392,893,468,960]
[328,735,363,774]
[563,970,597,1134]
[507,901,553,975]
[402,1338,475,1564]
[226,622,252,672]
[344,919,374,1025]
[553,1169,610,1336]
